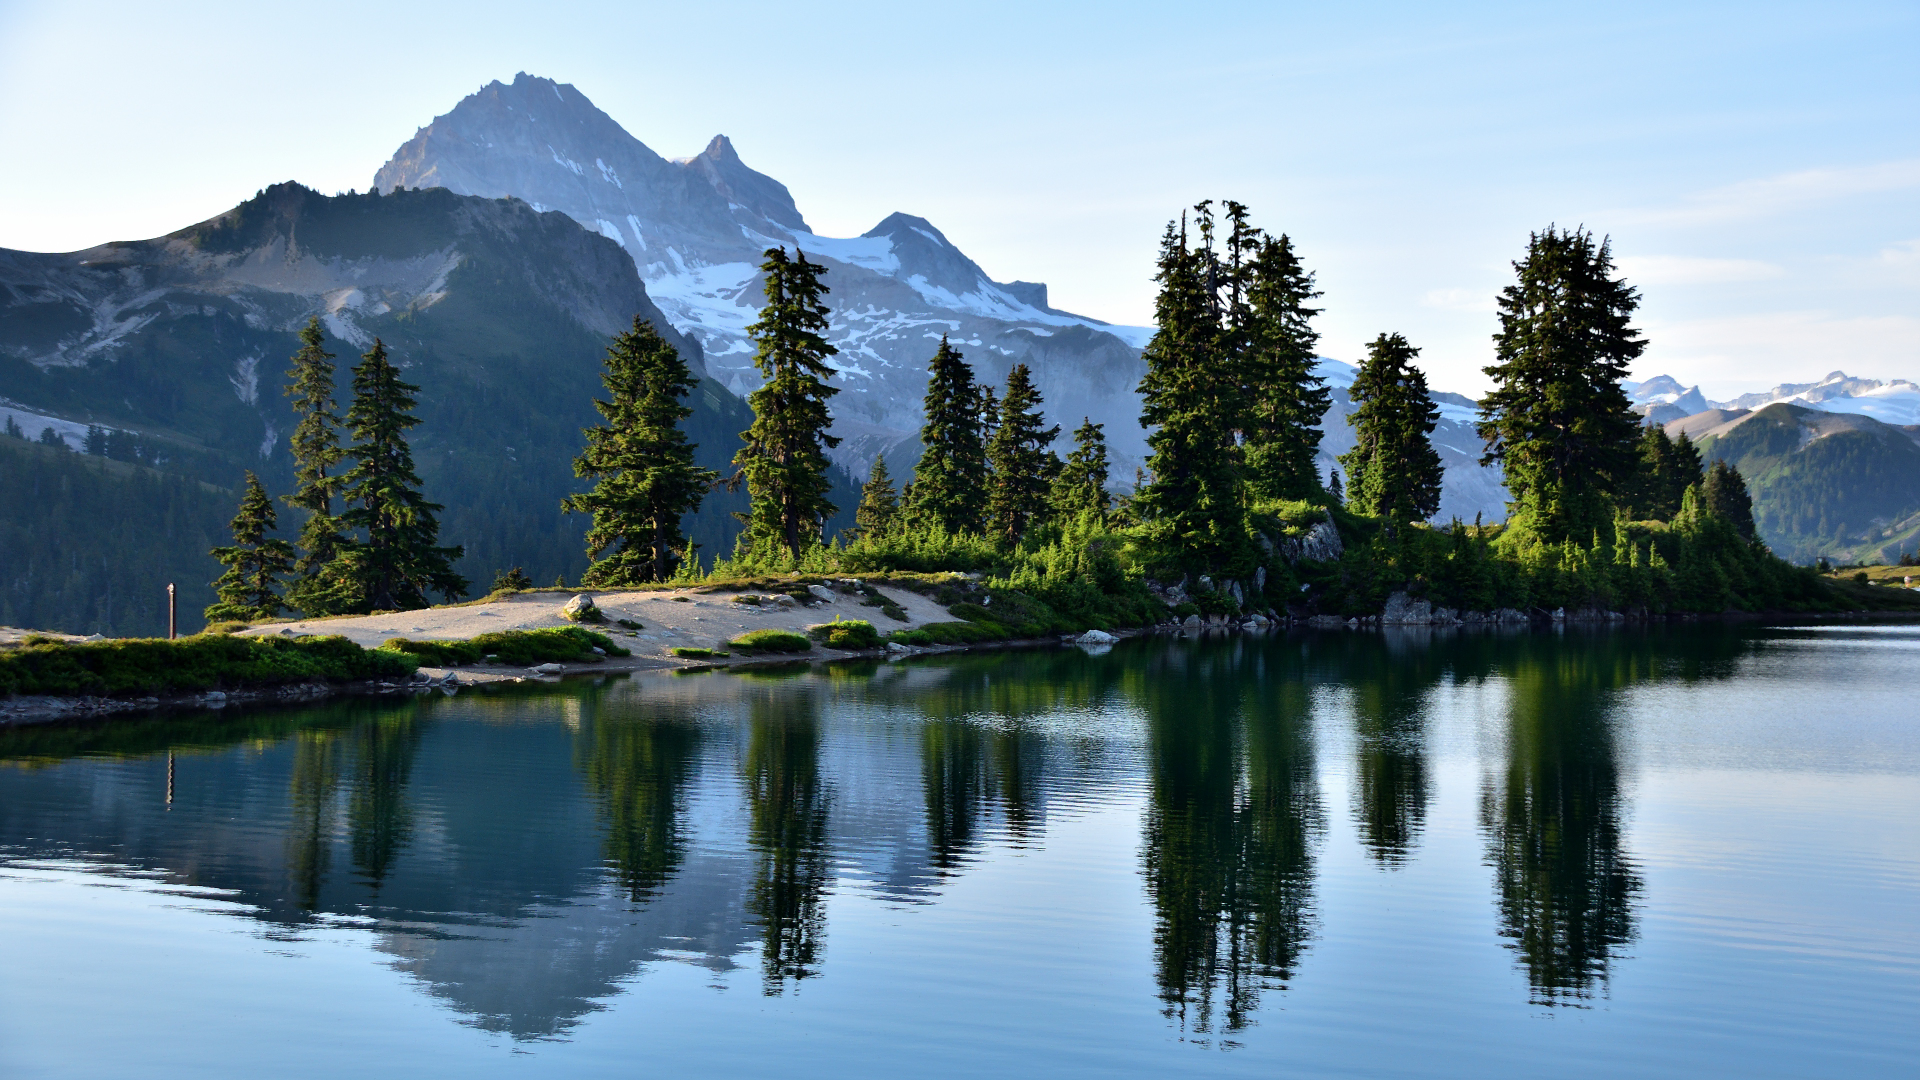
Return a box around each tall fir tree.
[334,339,467,611]
[1240,227,1329,502]
[1052,418,1112,524]
[205,471,296,622]
[733,247,841,560]
[1701,459,1756,539]
[282,317,356,615]
[1477,227,1645,543]
[563,317,718,584]
[985,364,1061,547]
[1339,333,1445,524]
[1134,205,1247,569]
[904,335,989,533]
[852,455,900,539]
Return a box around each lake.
[2,625,1916,1078]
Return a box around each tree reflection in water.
[285,729,342,911]
[742,686,832,993]
[346,712,426,888]
[1346,633,1445,866]
[1140,640,1320,1035]
[1481,635,1642,1005]
[575,699,703,904]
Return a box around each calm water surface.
[2,626,1916,1078]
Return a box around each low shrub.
[670,646,730,659]
[0,634,416,697]
[886,620,1010,647]
[727,629,812,654]
[382,627,630,667]
[807,618,879,649]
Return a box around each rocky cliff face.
[372,73,1156,478]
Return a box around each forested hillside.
[0,437,230,636]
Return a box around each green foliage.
[1700,461,1756,540]
[334,339,468,611]
[1478,227,1644,543]
[887,621,1011,647]
[904,336,989,533]
[985,364,1061,547]
[734,248,842,561]
[490,566,534,593]
[380,626,627,667]
[1339,333,1444,524]
[0,633,415,697]
[807,618,880,649]
[1623,426,1701,521]
[728,629,813,654]
[0,438,231,637]
[1239,220,1329,503]
[852,455,900,539]
[563,317,718,585]
[1052,418,1111,524]
[840,523,1002,575]
[281,317,352,615]
[205,470,296,622]
[670,646,729,658]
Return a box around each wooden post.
[166,750,174,808]
[167,583,177,640]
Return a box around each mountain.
[370,73,1517,522]
[0,182,856,633]
[1625,375,1709,426]
[371,73,1158,479]
[1709,370,1920,427]
[1668,402,1920,564]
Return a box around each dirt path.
[239,583,955,670]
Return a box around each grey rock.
[1254,566,1267,594]
[562,593,599,618]
[1076,629,1117,644]
[1381,591,1433,625]
[532,662,565,675]
[1181,614,1203,631]
[807,584,836,603]
[1279,520,1344,564]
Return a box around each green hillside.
[1694,403,1920,564]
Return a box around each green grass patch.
[807,618,880,649]
[381,627,630,667]
[0,634,416,697]
[726,629,812,654]
[669,646,731,659]
[886,620,1013,647]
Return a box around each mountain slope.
[371,73,1156,476]
[0,183,855,632]
[1680,403,1920,564]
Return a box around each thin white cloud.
[1421,287,1496,312]
[1621,160,1920,227]
[1638,310,1920,395]
[1617,255,1785,286]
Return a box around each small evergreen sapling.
[1052,418,1112,524]
[852,455,900,538]
[206,471,296,622]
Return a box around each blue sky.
[1,0,1913,397]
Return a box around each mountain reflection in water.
[0,625,1791,1042]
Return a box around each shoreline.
[9,609,1920,729]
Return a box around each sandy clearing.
[238,583,956,660]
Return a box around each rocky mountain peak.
[678,134,808,233]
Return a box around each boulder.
[1307,614,1346,629]
[532,662,564,674]
[1076,629,1117,644]
[773,594,797,608]
[1381,591,1432,625]
[562,593,600,621]
[807,584,836,603]
[1279,519,1343,564]
[1181,614,1203,631]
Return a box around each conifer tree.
[852,455,900,538]
[1701,460,1756,539]
[1624,425,1704,521]
[985,364,1061,547]
[563,317,718,584]
[1339,333,1444,524]
[1052,418,1112,524]
[1239,227,1329,502]
[1135,206,1246,567]
[1477,227,1645,542]
[904,336,988,533]
[335,339,467,611]
[205,471,296,622]
[282,317,355,614]
[1327,468,1344,507]
[733,248,841,560]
